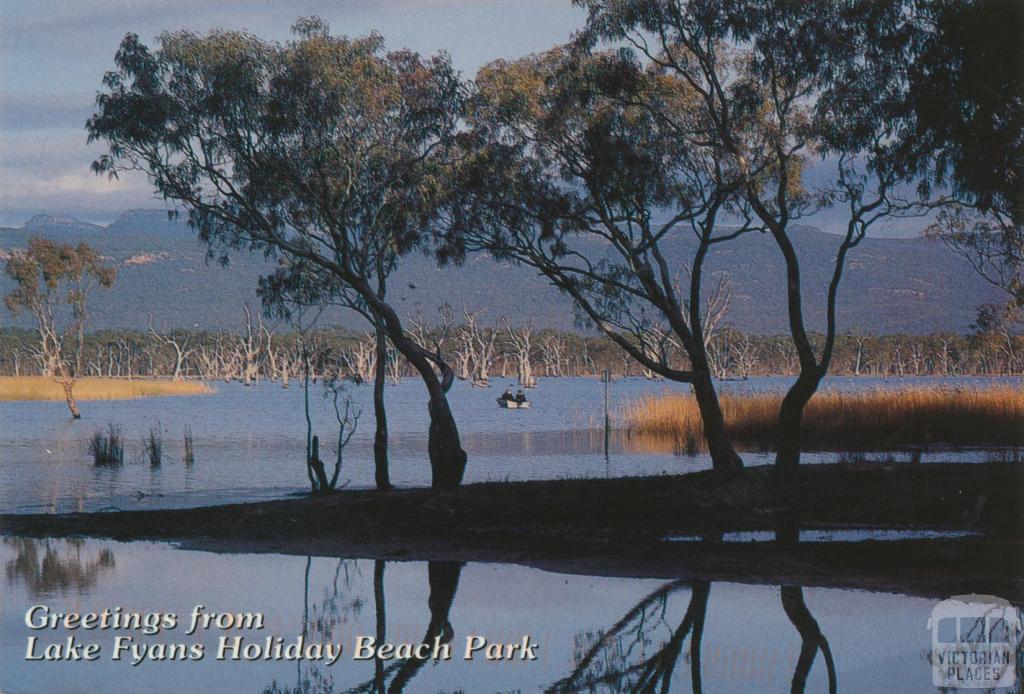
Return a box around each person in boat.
[502,386,515,402]
[515,389,526,404]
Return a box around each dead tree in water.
[148,314,193,380]
[502,317,536,387]
[261,321,290,387]
[453,309,497,386]
[539,333,568,377]
[237,305,264,386]
[342,334,377,384]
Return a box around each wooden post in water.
[603,369,610,461]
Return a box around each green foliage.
[87,18,463,324]
[4,238,116,319]
[4,237,116,380]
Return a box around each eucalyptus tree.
[574,0,931,472]
[444,48,755,471]
[908,0,1023,311]
[4,238,116,418]
[87,19,468,489]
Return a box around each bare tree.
[148,314,194,381]
[316,374,361,492]
[502,317,537,387]
[236,305,266,387]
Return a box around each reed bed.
[623,386,1024,451]
[0,377,213,401]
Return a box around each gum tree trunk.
[775,373,822,475]
[393,334,466,490]
[55,362,81,419]
[691,370,743,472]
[373,325,392,491]
[362,290,466,490]
[349,278,467,490]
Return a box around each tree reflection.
[264,557,366,694]
[548,579,710,693]
[4,538,115,595]
[781,586,837,694]
[264,559,463,694]
[383,561,462,693]
[550,578,836,694]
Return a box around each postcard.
[1,1,1021,692]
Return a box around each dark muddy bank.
[2,463,1022,600]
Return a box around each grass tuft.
[143,425,163,468]
[0,377,212,401]
[183,426,195,466]
[88,425,124,466]
[623,386,1024,450]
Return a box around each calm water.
[1,375,1020,514]
[0,537,977,694]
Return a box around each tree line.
[2,321,1019,382]
[14,0,1013,491]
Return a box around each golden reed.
[623,386,1024,450]
[0,376,213,402]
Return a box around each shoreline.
[3,463,1022,600]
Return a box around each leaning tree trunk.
[691,371,743,472]
[357,280,467,490]
[685,325,742,472]
[775,372,821,475]
[55,362,81,419]
[373,325,392,491]
[392,339,467,489]
[60,378,81,419]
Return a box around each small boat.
[497,397,530,409]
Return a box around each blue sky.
[0,1,585,226]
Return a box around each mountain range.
[0,210,1003,334]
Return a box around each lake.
[1,376,1019,514]
[1,537,952,694]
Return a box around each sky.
[0,0,586,227]
[0,1,929,237]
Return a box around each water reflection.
[260,554,839,693]
[4,537,115,595]
[0,538,989,693]
[549,581,837,694]
[265,560,464,694]
[550,579,709,692]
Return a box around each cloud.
[0,130,156,225]
[0,92,96,132]
[0,0,584,225]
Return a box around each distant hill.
[0,210,1004,334]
